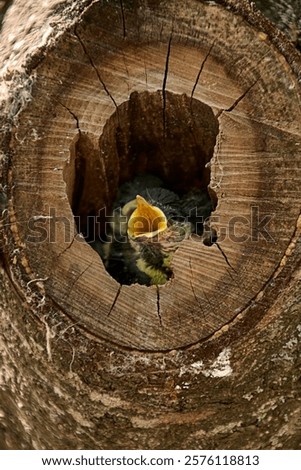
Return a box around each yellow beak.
[127,195,168,239]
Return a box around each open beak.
[127,195,168,239]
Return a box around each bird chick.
[126,194,191,285]
[92,174,213,286]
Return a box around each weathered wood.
[0,0,301,450]
[2,0,301,351]
[255,0,301,50]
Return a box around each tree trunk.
[0,0,301,450]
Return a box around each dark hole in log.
[65,90,219,285]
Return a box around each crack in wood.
[178,238,239,319]
[107,284,122,317]
[162,32,173,138]
[190,40,216,104]
[215,79,259,118]
[225,79,259,113]
[119,0,126,38]
[57,101,80,131]
[74,28,120,121]
[215,241,237,274]
[143,55,148,87]
[67,261,94,297]
[156,285,163,327]
[56,236,76,259]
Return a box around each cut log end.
[2,0,301,351]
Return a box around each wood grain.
[1,0,301,350]
[0,0,301,449]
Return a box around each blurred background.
[0,0,300,50]
[254,0,301,51]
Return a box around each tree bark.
[254,0,301,50]
[0,0,301,450]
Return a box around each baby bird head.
[127,194,191,257]
[127,195,168,239]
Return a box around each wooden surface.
[0,0,301,449]
[1,0,301,350]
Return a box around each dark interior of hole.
[114,90,218,194]
[65,90,219,285]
